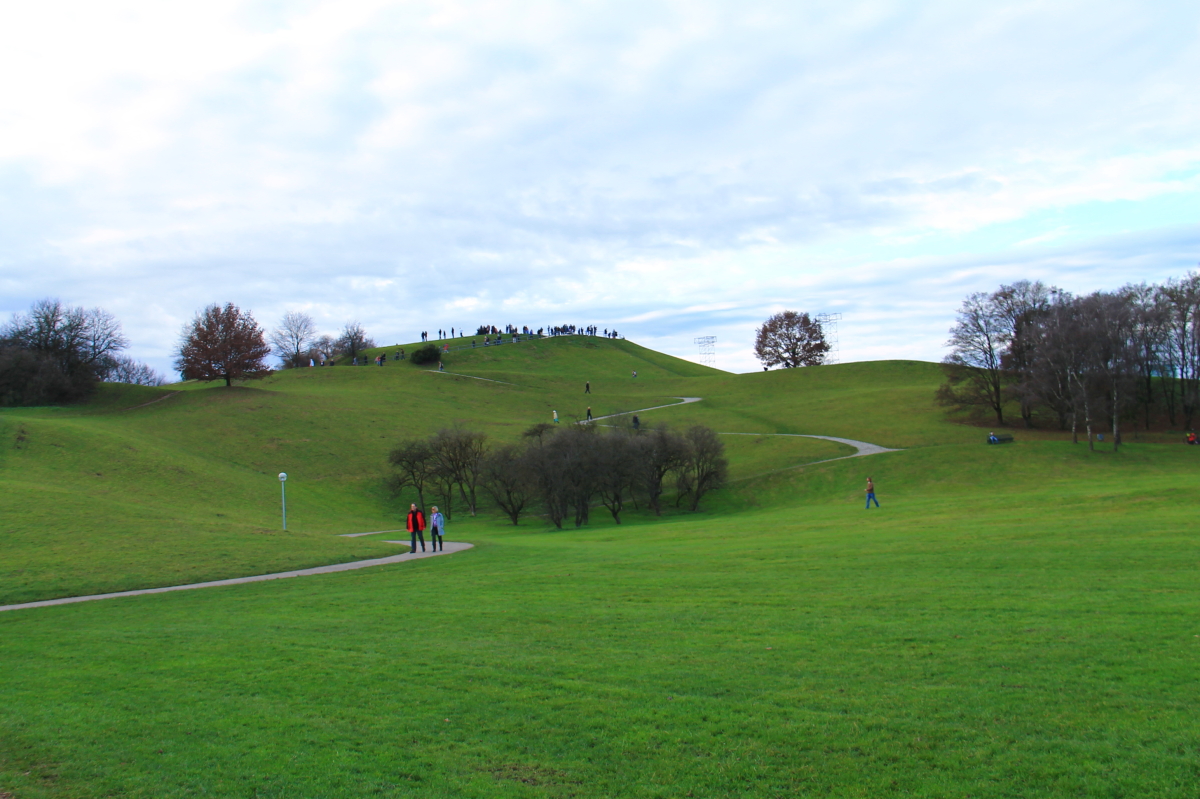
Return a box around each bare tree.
[1159,272,1200,429]
[640,425,688,516]
[175,303,271,386]
[104,356,166,386]
[337,322,375,362]
[480,444,533,525]
[676,426,728,511]
[270,311,317,368]
[386,440,435,509]
[754,311,830,369]
[937,292,1008,425]
[993,281,1053,427]
[593,430,640,523]
[429,428,488,517]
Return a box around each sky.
[2,0,1198,375]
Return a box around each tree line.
[386,422,729,527]
[939,273,1200,449]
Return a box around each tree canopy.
[753,311,830,369]
[175,303,271,386]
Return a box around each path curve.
[583,397,702,423]
[717,432,902,481]
[0,542,472,614]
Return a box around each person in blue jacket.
[429,506,445,552]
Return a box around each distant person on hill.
[586,406,593,421]
[865,477,879,509]
[585,380,590,394]
[1188,431,1197,445]
[406,503,426,553]
[631,370,637,378]
[429,506,445,552]
[988,432,998,443]
[438,361,445,371]
[632,415,640,431]
[553,410,559,424]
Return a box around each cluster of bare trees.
[1,298,164,405]
[269,311,375,368]
[387,423,728,527]
[939,273,1200,449]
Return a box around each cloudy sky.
[2,0,1198,374]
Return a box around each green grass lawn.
[2,337,1197,797]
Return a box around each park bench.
[987,434,1014,445]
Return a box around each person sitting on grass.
[1188,431,1197,445]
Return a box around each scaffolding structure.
[694,336,716,367]
[816,313,841,365]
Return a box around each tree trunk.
[1112,387,1121,453]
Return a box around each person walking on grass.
[429,506,445,552]
[552,410,559,424]
[865,477,879,509]
[585,380,590,394]
[406,503,426,553]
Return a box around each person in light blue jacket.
[429,506,445,552]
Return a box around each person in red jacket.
[406,503,426,553]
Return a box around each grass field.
[2,336,1197,797]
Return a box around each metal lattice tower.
[694,336,716,367]
[816,313,841,365]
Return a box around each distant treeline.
[939,273,1200,448]
[387,423,728,527]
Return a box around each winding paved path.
[0,542,471,614]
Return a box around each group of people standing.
[405,503,446,553]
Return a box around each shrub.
[410,344,441,365]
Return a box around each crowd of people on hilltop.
[455,324,623,339]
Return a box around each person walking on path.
[586,406,593,421]
[406,503,427,552]
[429,506,445,552]
[585,380,590,394]
[865,477,880,509]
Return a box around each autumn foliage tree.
[754,310,830,369]
[175,303,272,386]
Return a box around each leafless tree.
[430,427,488,516]
[993,281,1053,427]
[386,439,435,509]
[753,310,830,369]
[676,425,728,511]
[480,444,534,525]
[175,303,272,386]
[1159,272,1200,429]
[593,430,640,523]
[337,321,375,362]
[937,292,1008,425]
[639,425,689,516]
[104,356,166,386]
[270,311,317,369]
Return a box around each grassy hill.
[1,336,1196,798]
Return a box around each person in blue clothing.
[429,506,445,552]
[865,477,879,509]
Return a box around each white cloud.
[1,0,1198,376]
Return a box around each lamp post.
[279,472,288,530]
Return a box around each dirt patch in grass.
[490,762,581,788]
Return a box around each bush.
[410,344,441,365]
